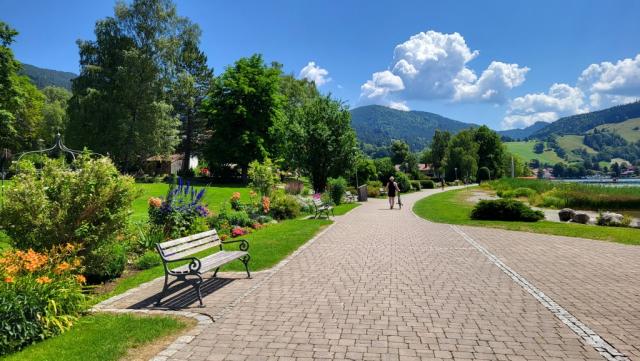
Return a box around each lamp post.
[454,167,458,181]
[352,147,359,189]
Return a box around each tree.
[390,140,410,166]
[40,86,71,143]
[280,94,356,192]
[67,0,190,170]
[374,157,396,183]
[445,129,478,181]
[202,54,283,182]
[170,23,214,173]
[427,130,450,178]
[534,142,545,154]
[474,125,506,178]
[0,22,45,152]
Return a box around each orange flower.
[65,243,75,252]
[5,265,18,275]
[55,262,71,274]
[36,276,52,284]
[21,249,47,272]
[75,275,86,284]
[231,192,241,201]
[262,196,271,214]
[148,197,162,208]
[3,276,14,283]
[73,258,82,267]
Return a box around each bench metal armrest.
[221,238,250,252]
[162,256,202,274]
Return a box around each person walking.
[386,176,400,209]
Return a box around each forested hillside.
[19,63,76,90]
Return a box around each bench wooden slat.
[164,241,219,261]
[162,236,219,258]
[172,251,247,273]
[159,229,218,248]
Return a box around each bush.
[248,158,278,196]
[498,187,537,199]
[477,167,491,182]
[395,172,411,193]
[420,180,435,189]
[367,186,380,197]
[327,177,347,205]
[148,178,210,238]
[226,210,253,227]
[0,156,137,254]
[134,250,161,270]
[135,224,165,252]
[270,192,301,220]
[410,180,422,191]
[84,242,128,283]
[471,199,544,222]
[0,246,86,355]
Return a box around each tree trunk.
[182,113,192,173]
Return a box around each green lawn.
[505,141,564,165]
[94,218,332,304]
[556,135,597,161]
[132,183,250,222]
[413,187,640,246]
[2,313,189,361]
[333,202,360,215]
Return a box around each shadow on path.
[127,277,235,310]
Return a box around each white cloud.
[502,83,587,129]
[299,61,331,86]
[359,30,529,107]
[388,101,409,111]
[501,53,640,129]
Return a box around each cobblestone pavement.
[100,188,639,360]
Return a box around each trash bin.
[357,185,368,202]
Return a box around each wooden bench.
[312,197,334,219]
[155,229,250,307]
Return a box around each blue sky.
[2,0,640,129]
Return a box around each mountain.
[498,121,549,140]
[19,63,76,90]
[349,105,478,151]
[531,101,640,139]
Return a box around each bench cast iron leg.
[241,255,251,279]
[155,273,170,306]
[194,274,204,307]
[213,267,220,278]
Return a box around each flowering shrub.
[230,192,242,211]
[262,196,271,214]
[0,246,86,355]
[231,227,245,238]
[148,178,210,238]
[270,191,301,220]
[247,158,278,196]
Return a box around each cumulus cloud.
[359,30,529,107]
[299,61,331,86]
[502,83,587,129]
[502,53,640,129]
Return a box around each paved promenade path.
[99,188,639,361]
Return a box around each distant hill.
[531,101,640,139]
[19,63,76,90]
[349,105,478,151]
[591,117,640,143]
[498,121,549,140]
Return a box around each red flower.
[231,227,245,237]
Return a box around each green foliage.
[203,54,283,180]
[248,158,278,196]
[420,179,435,189]
[394,172,411,193]
[147,179,209,238]
[410,180,421,191]
[40,86,71,143]
[84,242,128,283]
[0,247,86,355]
[0,155,137,254]
[471,199,544,222]
[18,63,75,90]
[367,180,382,197]
[274,93,357,192]
[533,142,545,154]
[353,157,377,185]
[269,191,301,220]
[390,140,410,165]
[475,125,506,178]
[225,210,253,227]
[134,250,161,270]
[327,177,347,205]
[66,0,194,169]
[477,167,491,182]
[445,129,478,181]
[135,224,165,252]
[374,157,396,183]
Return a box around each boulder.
[572,213,590,224]
[558,208,575,222]
[597,212,625,226]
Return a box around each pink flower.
[231,227,245,237]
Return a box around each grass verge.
[93,218,332,304]
[2,313,189,361]
[413,187,640,246]
[333,202,360,215]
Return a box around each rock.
[598,212,625,226]
[572,213,590,224]
[558,208,575,222]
